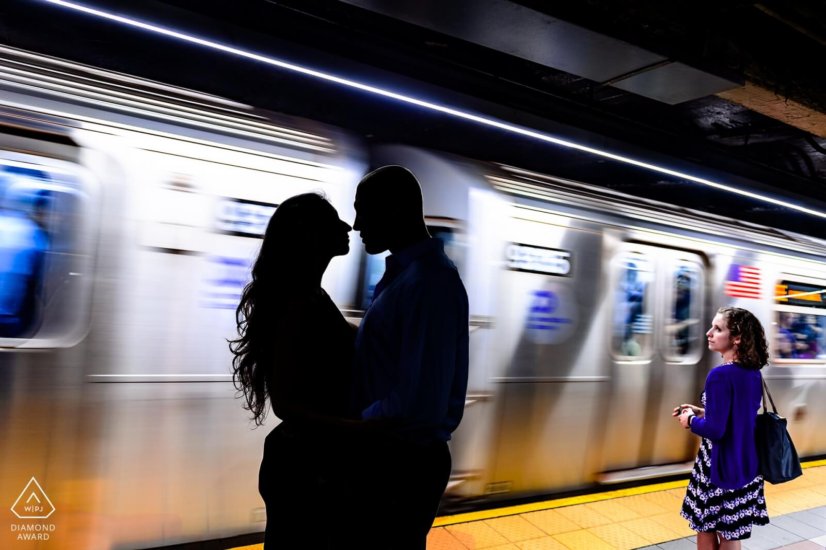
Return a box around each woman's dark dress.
[258,289,354,549]
[681,392,770,540]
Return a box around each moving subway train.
[2,45,826,548]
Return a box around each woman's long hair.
[718,306,769,370]
[229,192,329,425]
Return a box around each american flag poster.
[725,264,762,299]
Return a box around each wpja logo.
[9,477,56,541]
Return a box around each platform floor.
[232,460,826,550]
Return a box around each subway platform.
[228,460,826,550]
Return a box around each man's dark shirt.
[353,238,469,444]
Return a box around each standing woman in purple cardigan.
[674,306,770,549]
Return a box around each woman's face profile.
[706,313,738,356]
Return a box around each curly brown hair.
[718,306,769,370]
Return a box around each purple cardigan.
[690,362,763,490]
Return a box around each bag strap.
[761,373,778,414]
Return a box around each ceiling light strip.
[41,0,826,219]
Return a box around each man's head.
[353,165,426,255]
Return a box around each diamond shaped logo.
[11,477,55,519]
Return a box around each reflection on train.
[2,45,826,549]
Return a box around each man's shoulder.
[415,243,458,271]
[410,253,463,286]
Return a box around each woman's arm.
[689,368,731,441]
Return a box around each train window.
[666,264,703,358]
[428,224,465,274]
[774,280,826,360]
[357,221,464,310]
[0,156,94,346]
[612,255,654,357]
[775,312,826,359]
[358,250,390,310]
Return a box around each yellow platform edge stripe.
[432,458,826,527]
[432,479,688,527]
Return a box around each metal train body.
[2,47,825,549]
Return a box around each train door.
[485,205,605,495]
[0,145,99,538]
[647,253,705,465]
[600,244,705,479]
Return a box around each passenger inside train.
[777,311,825,359]
[617,260,648,356]
[0,170,50,338]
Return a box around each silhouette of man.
[352,165,469,549]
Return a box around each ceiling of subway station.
[1,0,825,235]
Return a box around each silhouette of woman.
[230,193,356,549]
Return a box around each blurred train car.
[1,45,825,548]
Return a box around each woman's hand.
[673,403,703,430]
[673,403,704,417]
[678,409,694,429]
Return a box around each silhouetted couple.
[230,166,470,549]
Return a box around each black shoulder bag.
[755,374,802,484]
